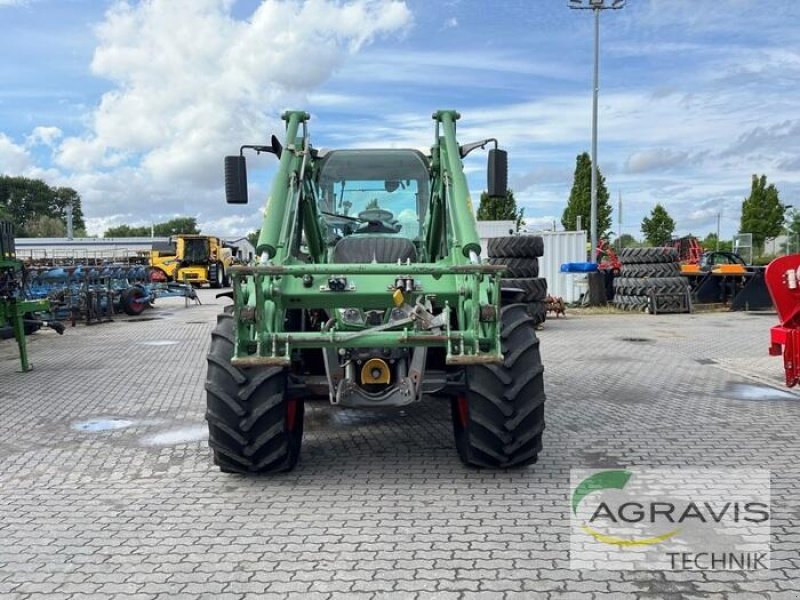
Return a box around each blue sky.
[1,0,799,240]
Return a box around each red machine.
[670,236,703,265]
[766,255,800,387]
[596,239,621,271]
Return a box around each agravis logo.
[571,469,769,548]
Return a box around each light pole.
[568,0,625,262]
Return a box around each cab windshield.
[316,149,429,240]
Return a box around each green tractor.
[206,110,545,473]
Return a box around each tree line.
[104,217,200,237]
[0,175,205,238]
[0,176,86,237]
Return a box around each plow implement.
[23,263,198,324]
[2,219,199,371]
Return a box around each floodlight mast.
[568,0,625,262]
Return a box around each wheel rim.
[456,396,469,427]
[129,289,147,314]
[286,399,298,432]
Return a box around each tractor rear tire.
[613,276,688,296]
[619,247,678,264]
[488,236,544,258]
[205,312,303,474]
[612,294,650,311]
[527,301,547,326]
[500,277,547,302]
[451,304,545,468]
[488,257,539,278]
[619,262,681,278]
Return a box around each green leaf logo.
[572,469,680,547]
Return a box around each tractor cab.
[315,149,428,264]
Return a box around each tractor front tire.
[205,312,304,474]
[451,304,545,468]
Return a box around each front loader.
[206,110,545,473]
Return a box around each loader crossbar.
[230,263,506,276]
[230,263,503,367]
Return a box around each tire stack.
[487,235,548,325]
[613,247,688,313]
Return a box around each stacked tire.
[613,247,686,312]
[487,235,547,325]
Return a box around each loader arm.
[256,111,310,260]
[432,110,482,262]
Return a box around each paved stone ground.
[0,291,798,599]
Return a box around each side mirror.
[224,155,248,204]
[487,148,508,197]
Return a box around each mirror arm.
[459,138,498,159]
[240,144,275,157]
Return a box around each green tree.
[25,215,67,237]
[0,176,85,235]
[740,174,785,255]
[247,229,260,248]
[561,152,612,237]
[700,232,733,253]
[477,189,524,231]
[641,204,676,246]
[104,217,200,238]
[613,233,640,251]
[105,224,150,237]
[52,186,86,233]
[781,211,800,255]
[153,217,200,236]
[365,198,380,210]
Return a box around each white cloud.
[27,126,63,148]
[626,148,690,174]
[51,0,412,233]
[0,133,31,173]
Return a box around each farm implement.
[23,264,199,324]
[0,221,63,371]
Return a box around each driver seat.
[332,236,417,264]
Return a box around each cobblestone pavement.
[1,292,798,600]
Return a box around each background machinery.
[205,110,546,474]
[150,235,234,288]
[0,221,64,371]
[668,236,770,310]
